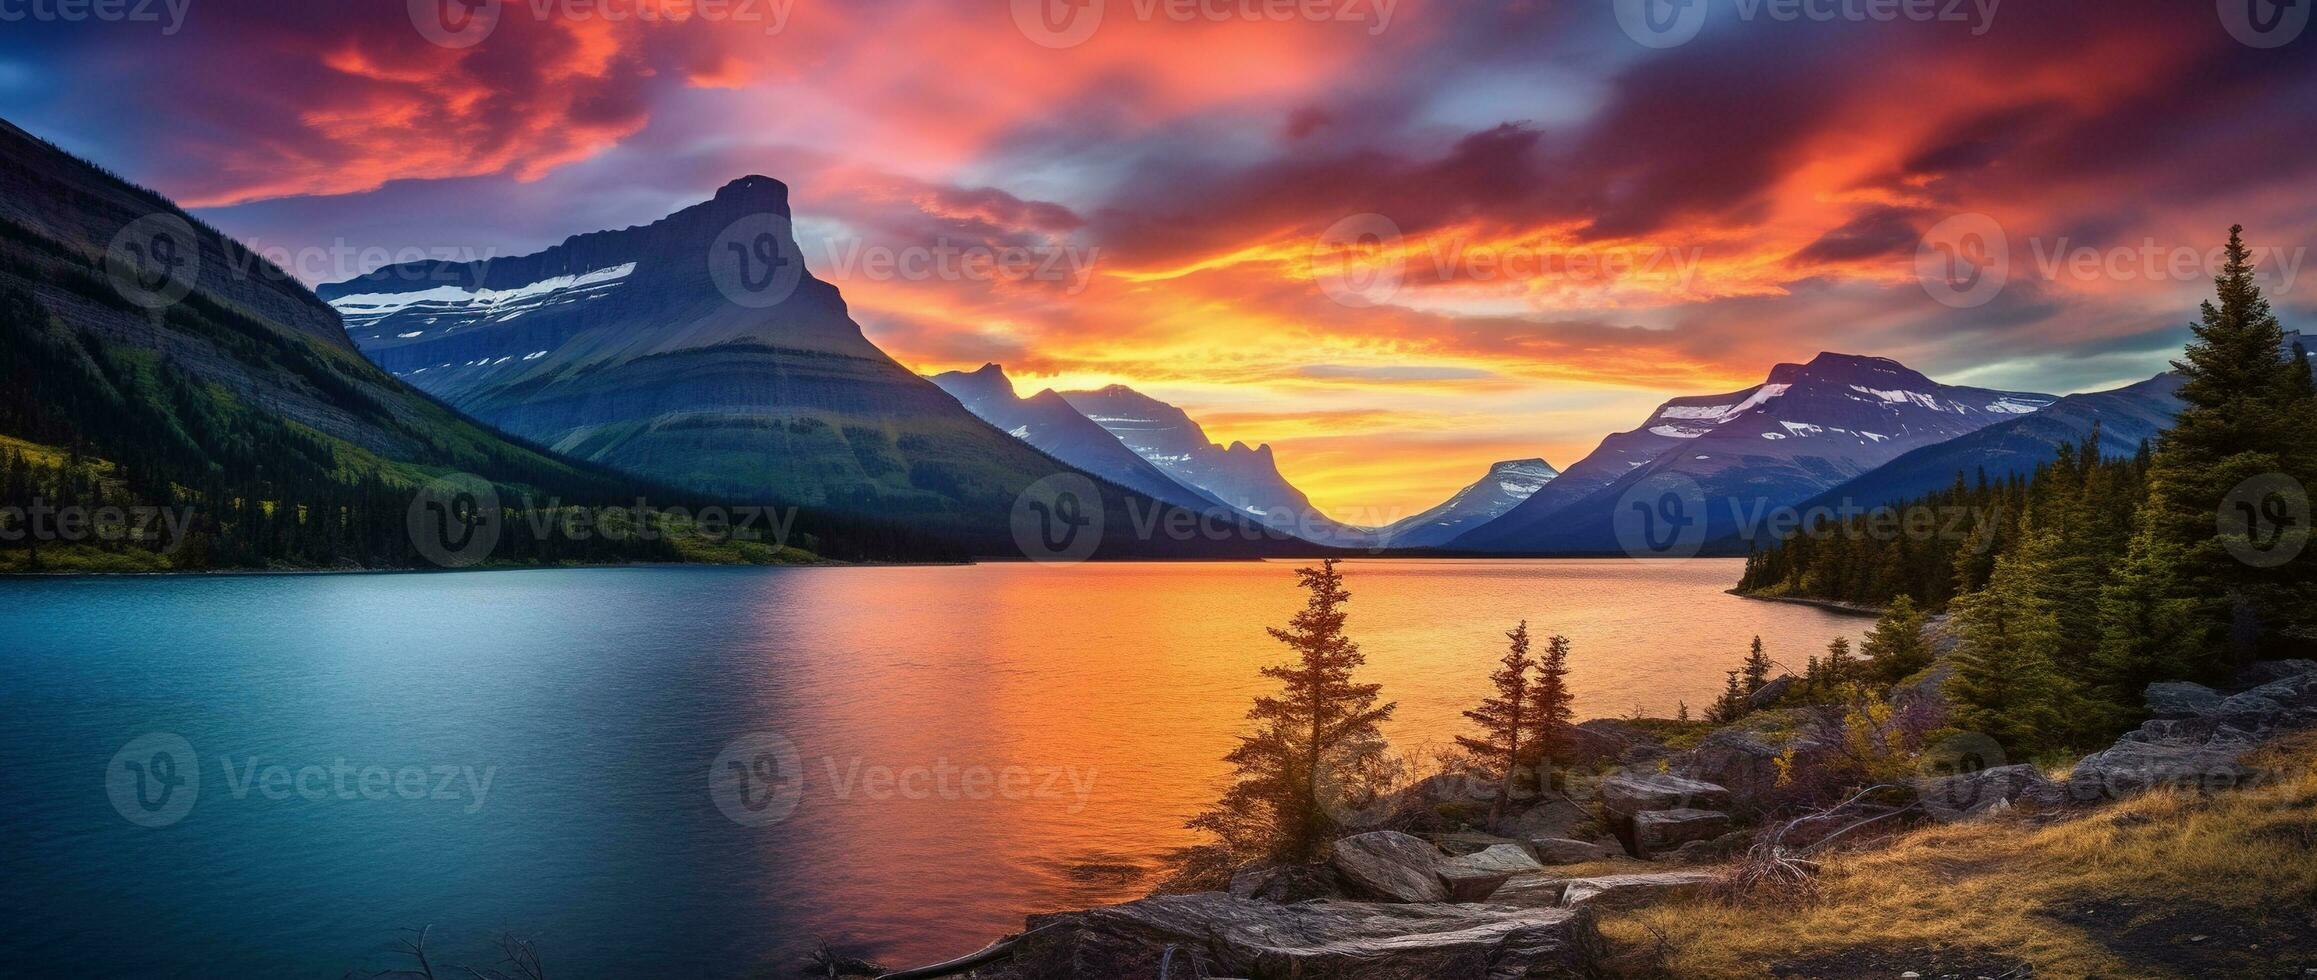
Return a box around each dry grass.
[1599,732,2317,978]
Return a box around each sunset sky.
[4,0,2313,520]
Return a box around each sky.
[3,0,2314,522]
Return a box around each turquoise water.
[0,562,1866,976]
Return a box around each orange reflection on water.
[722,559,1866,964]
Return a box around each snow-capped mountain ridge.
[1453,352,2058,553]
[1376,458,1560,549]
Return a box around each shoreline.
[1723,588,1885,618]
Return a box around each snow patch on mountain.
[334,263,637,329]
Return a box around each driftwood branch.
[874,923,1063,980]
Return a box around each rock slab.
[997,893,1605,979]
[1436,844,1544,901]
[1329,831,1449,903]
[1632,808,1731,857]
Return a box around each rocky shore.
[868,656,2317,979]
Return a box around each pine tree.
[1455,621,1534,822]
[1741,636,1774,695]
[2110,225,2312,667]
[1706,669,1749,724]
[1823,636,1855,687]
[1190,559,1398,861]
[1527,634,1575,772]
[1949,528,2082,755]
[1862,594,1933,684]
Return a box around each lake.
[0,559,1867,976]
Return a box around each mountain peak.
[1491,457,1559,477]
[1767,351,1932,388]
[928,363,1019,403]
[711,174,792,216]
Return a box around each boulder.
[2212,672,2317,727]
[1477,871,1569,908]
[1423,831,1526,857]
[1632,809,1731,857]
[1435,844,1544,901]
[1229,863,1345,904]
[1550,721,1636,769]
[1746,675,1797,712]
[2144,681,2226,718]
[1915,763,2066,820]
[1329,831,1449,903]
[1556,871,1717,911]
[1374,771,1498,832]
[2234,659,2317,686]
[2067,716,2263,803]
[1598,772,1730,817]
[1577,718,1674,765]
[1678,725,1805,805]
[1491,794,1589,840]
[1528,837,1626,865]
[999,893,1605,979]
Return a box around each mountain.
[0,115,870,569]
[321,177,1281,558]
[1374,459,1559,549]
[1058,384,1375,546]
[1453,353,2056,555]
[1788,372,2186,517]
[928,364,1231,514]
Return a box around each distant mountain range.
[928,364,1230,515]
[1057,384,1380,547]
[321,177,1285,558]
[1788,372,2186,518]
[1374,459,1559,549]
[1453,353,2056,555]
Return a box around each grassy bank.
[1601,733,2317,978]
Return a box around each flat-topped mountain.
[323,177,1283,557]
